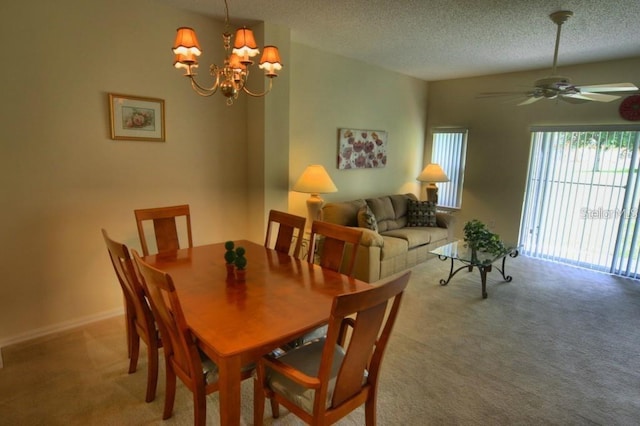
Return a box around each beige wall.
[0,0,429,348]
[0,0,254,346]
[426,57,640,243]
[288,45,430,217]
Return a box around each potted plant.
[463,219,506,260]
[224,241,236,277]
[234,246,247,281]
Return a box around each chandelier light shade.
[172,27,202,56]
[293,165,338,227]
[172,0,282,105]
[417,163,449,204]
[259,46,283,76]
[232,27,259,60]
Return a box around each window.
[431,129,468,209]
[519,126,640,278]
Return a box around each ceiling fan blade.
[576,82,639,93]
[564,92,620,102]
[559,96,590,104]
[518,96,543,106]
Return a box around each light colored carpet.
[1,255,639,425]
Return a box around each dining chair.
[307,220,363,277]
[296,221,365,346]
[253,270,411,426]
[131,249,254,425]
[101,229,161,403]
[264,210,307,258]
[134,204,193,256]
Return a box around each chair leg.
[270,398,280,418]
[253,376,265,426]
[364,397,377,426]
[128,332,140,374]
[124,305,133,358]
[163,364,177,420]
[144,340,159,402]
[193,388,207,426]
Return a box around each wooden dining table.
[142,240,372,425]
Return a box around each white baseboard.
[0,308,125,368]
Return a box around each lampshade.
[293,165,338,194]
[417,163,449,183]
[172,27,202,57]
[293,165,338,227]
[227,53,246,71]
[173,52,199,69]
[233,27,259,61]
[258,46,283,76]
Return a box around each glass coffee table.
[430,240,519,299]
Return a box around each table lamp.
[417,163,449,204]
[293,165,338,226]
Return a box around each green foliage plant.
[463,219,506,255]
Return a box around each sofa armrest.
[436,212,455,229]
[356,227,385,248]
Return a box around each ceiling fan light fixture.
[479,9,638,106]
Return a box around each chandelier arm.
[187,74,221,97]
[242,78,274,97]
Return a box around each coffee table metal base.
[438,250,519,299]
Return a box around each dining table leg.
[217,356,242,425]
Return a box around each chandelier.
[172,0,283,106]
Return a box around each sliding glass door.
[519,126,640,278]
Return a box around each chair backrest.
[132,249,204,386]
[320,271,410,416]
[134,204,193,256]
[264,210,307,258]
[102,229,156,340]
[308,221,363,276]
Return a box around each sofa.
[322,193,454,282]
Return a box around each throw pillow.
[357,204,379,232]
[407,200,437,227]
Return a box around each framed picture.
[108,93,165,141]
[337,128,387,169]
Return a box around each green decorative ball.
[224,250,236,264]
[235,246,245,256]
[234,255,247,270]
[224,240,235,250]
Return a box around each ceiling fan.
[479,10,638,106]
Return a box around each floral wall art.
[108,93,165,141]
[337,128,387,169]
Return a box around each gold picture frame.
[108,93,165,141]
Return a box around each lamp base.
[426,184,438,204]
[306,193,324,228]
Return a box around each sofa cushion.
[366,197,394,232]
[407,200,437,227]
[322,199,366,227]
[357,204,378,232]
[379,236,408,260]
[381,227,446,249]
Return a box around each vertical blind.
[431,129,467,209]
[519,126,640,278]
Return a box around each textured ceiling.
[157,0,640,82]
